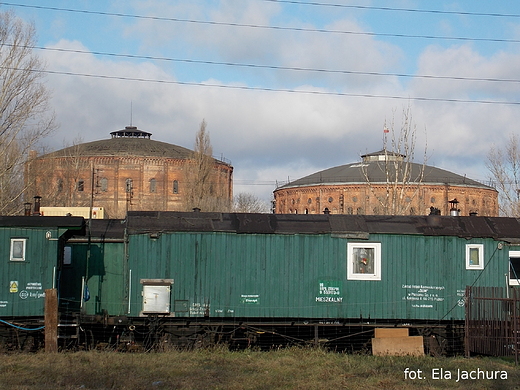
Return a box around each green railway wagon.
[123,212,519,323]
[0,216,84,318]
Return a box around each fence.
[465,286,519,364]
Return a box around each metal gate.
[465,286,519,363]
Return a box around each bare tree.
[0,11,56,215]
[486,133,520,217]
[233,192,270,213]
[183,120,231,212]
[362,105,427,215]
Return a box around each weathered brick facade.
[25,127,233,218]
[274,151,498,216]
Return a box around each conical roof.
[278,151,493,190]
[36,126,194,159]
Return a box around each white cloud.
[30,3,520,203]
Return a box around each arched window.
[100,177,108,192]
[125,178,133,193]
[149,178,157,193]
[77,180,84,192]
[173,180,179,194]
[57,178,63,193]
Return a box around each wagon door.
[140,279,174,315]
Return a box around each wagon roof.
[0,215,85,229]
[125,211,520,242]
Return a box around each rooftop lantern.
[449,198,460,217]
[110,126,152,139]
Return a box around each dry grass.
[0,347,518,389]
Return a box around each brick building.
[273,150,498,216]
[25,126,233,218]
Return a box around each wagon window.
[10,238,27,261]
[509,250,520,286]
[347,242,381,281]
[465,244,484,270]
[63,246,72,265]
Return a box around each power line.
[1,2,519,44]
[27,45,520,85]
[260,0,520,19]
[3,66,519,106]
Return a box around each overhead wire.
[259,0,520,19]
[22,44,520,85]
[0,2,519,105]
[1,2,520,44]
[1,66,515,106]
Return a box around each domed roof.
[38,126,194,159]
[278,150,494,190]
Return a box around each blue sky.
[3,1,520,203]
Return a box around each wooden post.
[44,288,58,353]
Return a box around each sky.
[2,1,520,204]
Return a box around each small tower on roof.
[361,149,406,162]
[110,126,152,139]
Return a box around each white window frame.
[466,244,484,270]
[347,242,381,281]
[10,238,27,262]
[509,250,520,286]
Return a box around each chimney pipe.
[33,196,41,216]
[23,202,32,216]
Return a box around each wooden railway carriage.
[0,216,84,318]
[2,211,520,352]
[61,211,520,352]
[0,216,84,349]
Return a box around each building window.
[509,251,520,286]
[173,180,179,194]
[100,177,108,192]
[10,238,27,261]
[125,178,133,193]
[149,178,157,193]
[77,180,84,192]
[57,178,63,193]
[466,244,484,270]
[347,242,381,281]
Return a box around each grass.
[0,347,518,389]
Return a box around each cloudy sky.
[3,1,520,202]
